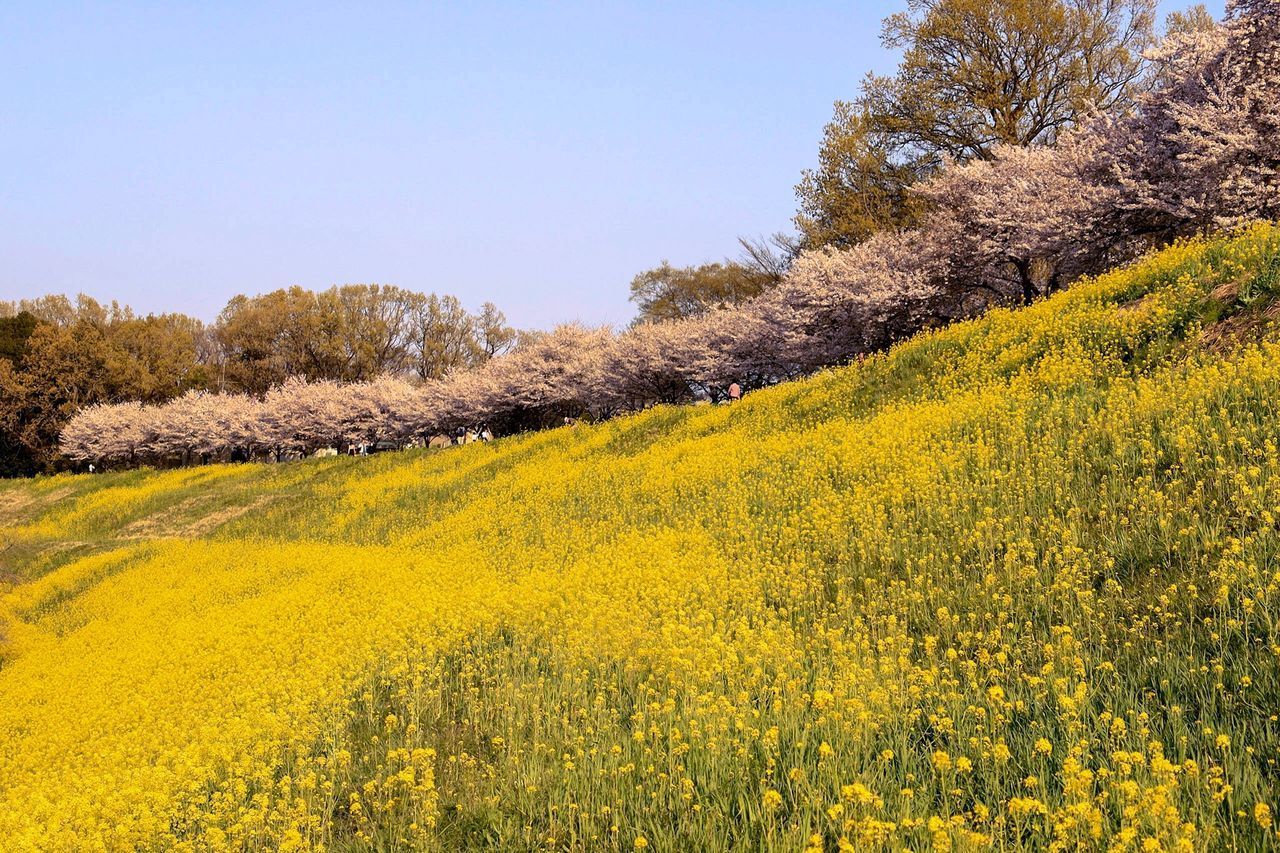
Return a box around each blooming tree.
[608,319,707,406]
[56,0,1280,469]
[60,401,149,465]
[1104,0,1280,239]
[915,136,1121,305]
[755,229,946,372]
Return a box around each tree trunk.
[1014,259,1039,305]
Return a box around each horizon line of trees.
[0,287,520,476]
[60,0,1280,468]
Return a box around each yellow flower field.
[2,226,1280,850]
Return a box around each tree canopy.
[628,236,795,325]
[797,0,1157,249]
[0,287,519,474]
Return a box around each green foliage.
[0,312,39,366]
[798,0,1156,249]
[628,235,794,325]
[794,103,926,249]
[629,260,777,325]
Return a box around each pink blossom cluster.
[60,0,1279,467]
[919,0,1280,303]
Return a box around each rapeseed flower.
[0,226,1278,849]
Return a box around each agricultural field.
[3,226,1280,850]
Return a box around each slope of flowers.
[3,227,1280,850]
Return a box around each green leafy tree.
[473,302,517,359]
[108,314,209,402]
[795,102,928,249]
[407,293,477,380]
[213,288,315,393]
[797,0,1157,248]
[0,299,210,473]
[0,322,114,474]
[629,262,767,324]
[629,235,795,325]
[0,312,40,365]
[1163,3,1216,36]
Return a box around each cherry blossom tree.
[60,401,149,466]
[478,324,615,430]
[608,320,706,406]
[1103,0,1279,240]
[915,134,1122,305]
[260,378,348,457]
[752,229,946,373]
[429,368,490,435]
[145,391,226,464]
[343,376,427,447]
[692,306,786,389]
[215,392,269,461]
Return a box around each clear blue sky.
[0,1,1222,330]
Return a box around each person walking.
[728,382,742,403]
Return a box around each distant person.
[87,463,95,474]
[728,382,742,402]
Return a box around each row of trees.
[627,0,1215,324]
[213,287,517,391]
[0,289,517,475]
[59,0,1280,468]
[0,300,212,477]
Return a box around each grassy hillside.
[2,225,1280,851]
